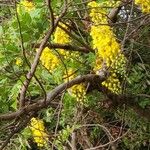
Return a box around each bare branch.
[0,73,106,121]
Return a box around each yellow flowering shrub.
[39,47,60,72]
[63,69,86,102]
[135,0,150,13]
[88,1,126,94]
[29,117,48,147]
[17,0,34,13]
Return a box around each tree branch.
[34,43,92,53]
[0,73,106,121]
[1,73,150,121]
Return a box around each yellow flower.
[29,117,48,147]
[102,72,121,94]
[54,23,70,56]
[17,0,34,13]
[88,1,127,94]
[64,69,86,102]
[16,58,23,66]
[39,47,60,72]
[53,22,80,60]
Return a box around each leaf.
[30,8,41,18]
[22,12,32,24]
[86,52,96,67]
[21,127,32,138]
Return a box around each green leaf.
[21,127,32,139]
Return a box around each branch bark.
[0,74,105,121]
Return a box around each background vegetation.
[0,0,150,149]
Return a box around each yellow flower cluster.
[102,73,121,94]
[39,47,60,72]
[91,25,121,67]
[29,117,48,147]
[88,1,107,25]
[17,0,34,13]
[54,23,70,56]
[71,84,86,102]
[53,22,79,59]
[135,0,150,13]
[112,53,126,76]
[88,1,126,94]
[64,69,86,102]
[88,1,120,24]
[54,23,70,44]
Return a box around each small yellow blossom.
[102,72,121,94]
[39,47,60,72]
[54,23,70,56]
[88,1,107,24]
[17,0,34,13]
[54,23,70,44]
[16,58,23,66]
[64,69,86,102]
[29,117,48,147]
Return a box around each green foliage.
[116,108,150,150]
[127,63,150,108]
[0,0,150,149]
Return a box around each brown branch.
[0,73,106,121]
[85,131,129,150]
[71,132,77,150]
[1,72,149,121]
[34,43,92,53]
[79,124,128,150]
[14,1,47,102]
[47,0,54,28]
[108,0,131,23]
